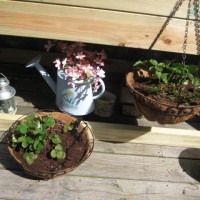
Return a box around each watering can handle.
[93,78,105,100]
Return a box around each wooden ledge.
[1,113,200,148]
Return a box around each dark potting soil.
[9,119,91,175]
[133,81,200,107]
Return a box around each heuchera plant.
[45,40,107,92]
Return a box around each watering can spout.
[26,55,56,94]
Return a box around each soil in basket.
[133,81,200,107]
[10,119,90,174]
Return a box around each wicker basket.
[7,111,94,179]
[126,72,200,124]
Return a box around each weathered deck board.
[1,113,200,199]
[0,170,199,200]
[1,147,200,184]
[1,138,200,160]
[1,143,200,199]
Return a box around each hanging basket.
[126,72,200,124]
[6,110,94,179]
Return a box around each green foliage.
[63,124,73,132]
[49,134,66,160]
[49,133,62,144]
[11,114,55,165]
[133,59,200,104]
[22,152,38,165]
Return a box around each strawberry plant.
[7,111,93,179]
[133,59,200,105]
[49,134,66,160]
[10,113,73,164]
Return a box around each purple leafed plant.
[45,40,107,92]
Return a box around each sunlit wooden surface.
[0,0,198,54]
[1,113,200,199]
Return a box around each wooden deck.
[1,113,200,199]
[0,0,200,198]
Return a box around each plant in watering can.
[26,41,107,116]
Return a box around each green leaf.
[29,152,38,160]
[133,60,143,67]
[43,115,55,128]
[63,124,72,132]
[155,71,162,80]
[155,65,163,72]
[25,114,35,123]
[17,136,26,142]
[37,142,44,151]
[149,66,154,72]
[161,73,168,84]
[52,134,61,144]
[22,152,34,164]
[29,145,34,151]
[22,152,29,160]
[158,62,166,68]
[39,134,45,141]
[26,136,34,144]
[55,144,63,151]
[147,86,160,92]
[57,151,65,160]
[149,59,158,66]
[22,140,28,148]
[11,135,18,143]
[33,140,39,150]
[33,128,42,135]
[34,140,44,152]
[50,149,57,158]
[25,156,34,165]
[17,123,28,134]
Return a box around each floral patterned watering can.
[56,70,105,115]
[26,55,105,116]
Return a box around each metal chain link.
[147,0,199,108]
[182,0,192,64]
[149,0,185,50]
[176,0,193,106]
[193,0,200,55]
[150,0,200,56]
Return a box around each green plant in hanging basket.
[7,111,94,179]
[126,59,200,124]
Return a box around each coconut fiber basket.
[7,111,94,179]
[126,72,200,124]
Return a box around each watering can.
[26,55,105,116]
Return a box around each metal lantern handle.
[0,73,9,80]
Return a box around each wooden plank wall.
[0,0,198,55]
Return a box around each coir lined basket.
[126,72,200,124]
[6,111,94,179]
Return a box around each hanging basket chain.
[177,0,192,107]
[149,0,185,50]
[149,0,200,56]
[193,0,200,55]
[182,0,192,65]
